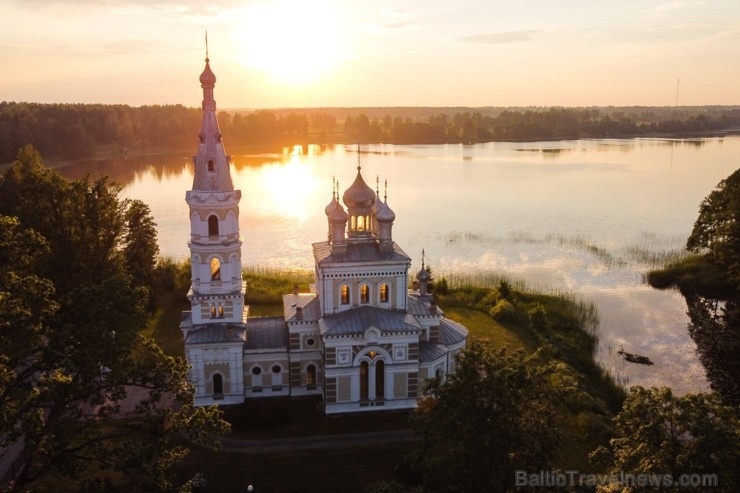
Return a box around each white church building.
[180,55,468,414]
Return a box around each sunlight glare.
[257,148,320,221]
[233,0,347,86]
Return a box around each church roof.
[419,341,448,362]
[319,305,422,337]
[439,318,469,345]
[245,316,288,350]
[185,323,246,345]
[312,240,411,265]
[407,295,445,317]
[283,293,321,322]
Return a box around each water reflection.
[53,136,740,393]
[685,295,739,406]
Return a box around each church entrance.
[359,359,385,402]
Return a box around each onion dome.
[199,58,217,86]
[330,202,348,224]
[342,167,375,211]
[417,266,430,281]
[325,195,339,217]
[376,198,395,223]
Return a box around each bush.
[489,299,517,322]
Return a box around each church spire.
[191,41,233,192]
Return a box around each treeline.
[2,101,740,163]
[0,102,336,163]
[343,107,740,143]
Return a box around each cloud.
[457,29,541,45]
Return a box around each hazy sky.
[1,0,738,108]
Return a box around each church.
[180,55,468,414]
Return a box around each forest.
[1,101,740,163]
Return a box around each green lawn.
[441,305,538,351]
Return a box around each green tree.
[409,341,560,492]
[0,148,230,491]
[686,168,740,283]
[591,386,739,492]
[123,199,160,293]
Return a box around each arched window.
[379,284,389,303]
[207,159,214,172]
[217,306,224,318]
[360,285,370,304]
[340,285,350,305]
[306,364,316,386]
[375,360,385,399]
[350,215,357,231]
[360,361,369,401]
[208,215,219,236]
[210,306,216,318]
[213,373,223,396]
[357,215,365,231]
[210,258,221,280]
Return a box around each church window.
[360,361,369,401]
[340,285,350,304]
[350,215,357,231]
[212,373,224,397]
[380,284,389,303]
[306,337,316,347]
[207,159,214,172]
[210,258,221,280]
[210,306,217,318]
[217,306,224,318]
[360,285,370,304]
[357,215,365,231]
[375,360,385,399]
[251,366,262,376]
[306,364,317,386]
[208,215,219,236]
[272,364,282,374]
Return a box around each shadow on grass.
[220,396,413,440]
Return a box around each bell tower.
[184,51,246,327]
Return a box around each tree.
[686,168,740,283]
[591,386,739,492]
[409,341,560,492]
[123,199,160,293]
[0,148,230,491]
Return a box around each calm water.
[59,136,740,394]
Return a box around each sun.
[233,0,347,86]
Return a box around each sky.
[1,0,739,108]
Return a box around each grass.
[243,266,314,305]
[442,306,536,351]
[174,442,411,493]
[221,397,412,439]
[647,253,737,299]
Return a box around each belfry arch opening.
[208,215,219,236]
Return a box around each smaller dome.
[417,266,430,281]
[330,203,348,224]
[325,195,339,217]
[199,59,217,86]
[342,168,375,212]
[376,198,395,223]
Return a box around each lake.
[58,136,740,394]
